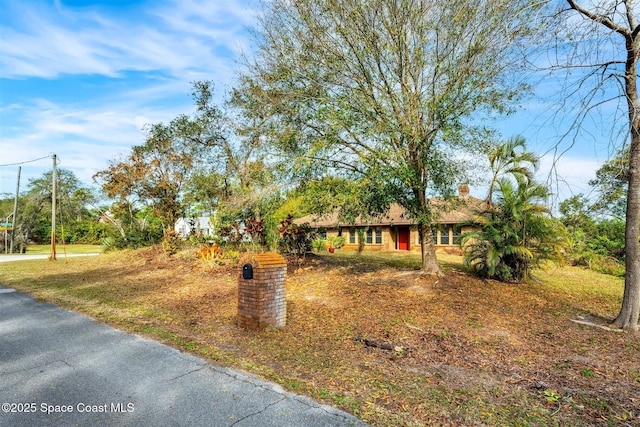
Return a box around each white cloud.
[0,0,256,80]
[0,98,185,194]
[537,154,601,209]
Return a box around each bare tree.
[239,0,544,273]
[552,0,640,330]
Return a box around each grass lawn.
[0,247,638,426]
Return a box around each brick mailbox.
[237,253,287,330]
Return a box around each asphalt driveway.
[0,286,367,426]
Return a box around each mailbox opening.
[242,264,253,280]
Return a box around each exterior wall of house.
[175,217,213,238]
[320,225,472,253]
[335,226,392,251]
[321,224,474,254]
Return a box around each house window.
[431,227,437,245]
[316,227,327,240]
[366,227,373,244]
[375,226,382,244]
[452,225,461,245]
[349,227,356,244]
[440,225,449,245]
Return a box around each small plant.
[162,230,183,255]
[544,389,561,404]
[198,243,222,260]
[101,237,116,252]
[312,239,327,253]
[222,249,240,261]
[580,368,596,377]
[317,389,330,400]
[333,235,346,249]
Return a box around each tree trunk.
[614,36,640,331]
[616,130,640,331]
[418,222,441,274]
[415,169,441,274]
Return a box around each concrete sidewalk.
[0,287,368,427]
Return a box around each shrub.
[312,239,327,252]
[101,237,117,253]
[243,218,266,246]
[573,252,625,277]
[278,214,315,256]
[333,236,346,249]
[462,176,568,283]
[162,230,184,255]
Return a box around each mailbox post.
[237,253,287,330]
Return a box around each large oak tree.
[239,0,544,272]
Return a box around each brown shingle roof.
[294,195,485,228]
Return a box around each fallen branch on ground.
[354,336,405,353]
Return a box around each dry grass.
[1,247,638,426]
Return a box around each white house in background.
[175,217,213,238]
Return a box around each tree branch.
[566,0,631,36]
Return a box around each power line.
[0,155,53,167]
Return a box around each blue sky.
[0,0,257,197]
[0,0,623,206]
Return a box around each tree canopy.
[238,0,544,272]
[589,146,628,220]
[9,169,102,246]
[93,82,279,244]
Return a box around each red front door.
[398,228,410,250]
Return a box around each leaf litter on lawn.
[0,247,638,426]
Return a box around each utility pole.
[10,166,21,254]
[50,154,57,261]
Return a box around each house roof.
[294,195,485,228]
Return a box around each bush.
[462,176,568,283]
[333,236,346,249]
[162,230,184,255]
[278,214,315,256]
[312,239,327,252]
[573,252,625,277]
[66,220,109,244]
[101,237,117,252]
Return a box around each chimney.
[458,184,470,197]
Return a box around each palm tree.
[462,141,568,282]
[486,136,539,210]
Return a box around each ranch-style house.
[294,185,484,253]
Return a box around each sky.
[0,0,258,197]
[0,0,626,209]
